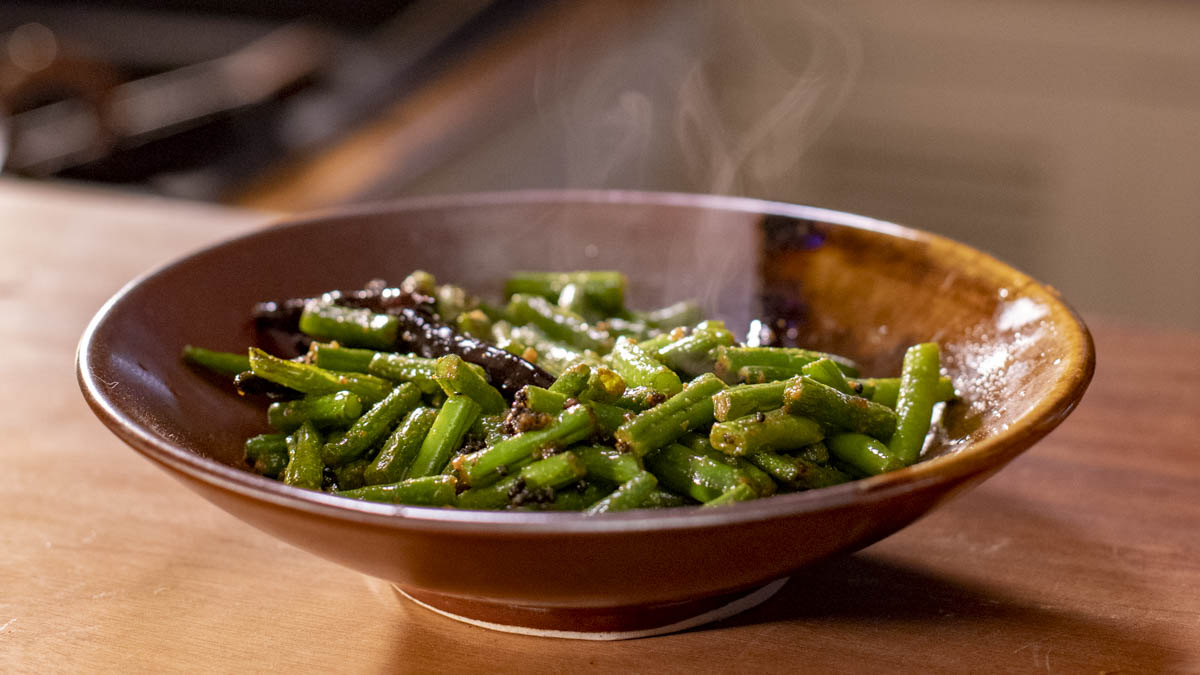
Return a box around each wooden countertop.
[2,178,1197,672]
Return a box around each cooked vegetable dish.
[182,270,954,512]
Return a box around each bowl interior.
[80,191,1093,525]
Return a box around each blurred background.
[1,0,1196,328]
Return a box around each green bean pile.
[183,270,954,512]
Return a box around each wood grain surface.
[1,178,1196,673]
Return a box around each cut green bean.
[507,294,612,352]
[856,376,956,409]
[515,385,568,415]
[801,358,855,395]
[268,391,363,432]
[640,300,702,330]
[456,451,587,510]
[366,353,438,394]
[504,271,626,315]
[364,406,438,485]
[244,433,288,478]
[678,432,775,498]
[406,395,481,478]
[714,346,859,383]
[283,421,323,490]
[455,309,493,341]
[435,354,507,414]
[743,451,850,490]
[585,471,659,514]
[547,362,591,397]
[298,299,397,351]
[654,326,731,378]
[454,405,596,488]
[608,337,682,398]
[612,386,668,411]
[702,483,757,507]
[321,383,419,466]
[783,377,898,442]
[183,345,251,377]
[577,366,626,404]
[614,373,725,456]
[435,284,473,323]
[575,445,642,484]
[249,348,393,404]
[307,342,376,373]
[828,432,906,475]
[333,458,368,490]
[712,379,792,422]
[640,488,690,508]
[527,482,613,511]
[644,442,752,503]
[710,408,824,456]
[888,343,942,465]
[335,475,457,506]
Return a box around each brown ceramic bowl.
[78,191,1093,638]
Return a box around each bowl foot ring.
[395,577,789,640]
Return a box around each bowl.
[77,191,1094,639]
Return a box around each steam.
[536,0,862,197]
[532,0,862,315]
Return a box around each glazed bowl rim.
[77,189,1095,536]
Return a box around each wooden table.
[2,178,1197,673]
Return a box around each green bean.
[283,421,323,490]
[636,333,677,354]
[644,442,754,503]
[454,405,596,488]
[307,342,377,373]
[640,488,690,508]
[455,309,493,341]
[735,366,800,384]
[856,376,956,409]
[783,377,898,442]
[577,366,626,404]
[888,343,942,465]
[608,337,682,397]
[547,363,591,397]
[575,444,643,483]
[800,441,831,464]
[244,433,288,478]
[743,451,850,490]
[435,284,473,323]
[507,294,612,352]
[456,451,587,510]
[526,482,613,511]
[434,354,507,414]
[298,299,397,350]
[614,373,725,456]
[712,379,791,422]
[249,348,393,404]
[400,270,437,296]
[801,358,856,395]
[702,483,757,507]
[585,471,659,514]
[611,386,668,411]
[183,345,251,377]
[714,346,859,383]
[828,432,906,475]
[364,406,438,485]
[504,271,626,315]
[709,408,824,456]
[640,300,702,330]
[471,414,508,446]
[367,353,437,394]
[321,383,419,466]
[406,395,481,478]
[494,322,599,376]
[335,475,457,506]
[555,282,596,318]
[678,432,775,498]
[333,458,369,490]
[515,385,568,415]
[654,324,733,377]
[267,391,363,432]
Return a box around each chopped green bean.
[249,348,394,404]
[614,373,725,456]
[183,345,251,377]
[364,406,438,485]
[709,408,824,456]
[888,343,942,465]
[783,377,898,442]
[608,337,682,398]
[335,475,457,506]
[585,471,659,514]
[244,433,288,478]
[268,391,363,432]
[283,421,324,490]
[406,395,481,478]
[435,354,507,414]
[321,383,420,466]
[298,299,397,350]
